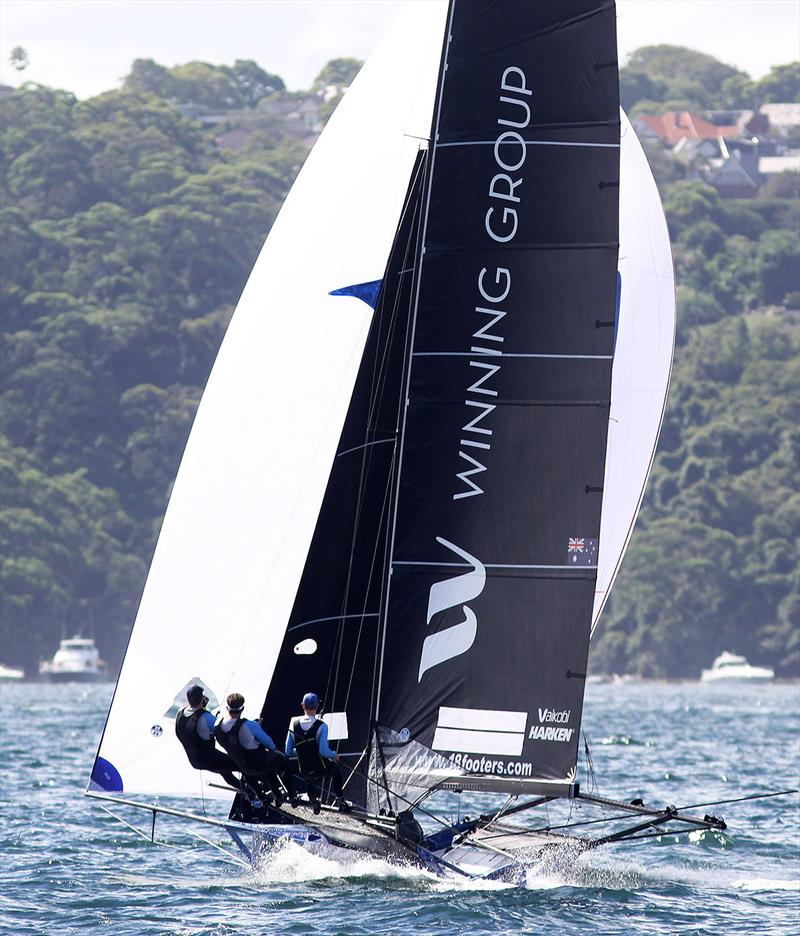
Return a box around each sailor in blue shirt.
[174,685,239,788]
[286,692,349,814]
[215,692,295,806]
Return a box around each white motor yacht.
[0,663,25,681]
[701,651,774,683]
[39,637,107,682]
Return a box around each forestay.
[89,2,447,799]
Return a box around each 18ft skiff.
[87,0,735,879]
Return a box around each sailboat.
[87,0,727,880]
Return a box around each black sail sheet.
[374,0,620,798]
[259,153,428,807]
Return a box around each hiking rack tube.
[85,790,278,837]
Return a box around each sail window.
[293,639,318,655]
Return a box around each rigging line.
[336,438,395,458]
[678,789,799,811]
[349,763,456,832]
[331,158,428,713]
[373,0,456,724]
[341,470,396,714]
[287,612,379,634]
[339,217,420,714]
[484,798,730,839]
[355,154,431,726]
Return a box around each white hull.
[701,651,774,683]
[0,664,25,681]
[701,667,775,683]
[39,669,107,683]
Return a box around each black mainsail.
[371,0,620,800]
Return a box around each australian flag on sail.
[567,537,598,566]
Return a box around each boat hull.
[241,804,552,880]
[700,671,774,683]
[39,670,107,683]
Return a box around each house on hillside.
[759,153,800,178]
[761,103,800,143]
[706,109,769,137]
[636,111,741,145]
[707,147,762,198]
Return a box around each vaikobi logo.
[528,707,575,742]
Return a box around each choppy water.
[1,681,798,935]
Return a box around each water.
[1,681,797,935]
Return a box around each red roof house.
[637,111,740,145]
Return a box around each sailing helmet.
[302,692,319,709]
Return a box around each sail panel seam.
[392,561,597,570]
[413,352,613,360]
[436,140,619,149]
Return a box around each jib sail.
[371,0,621,802]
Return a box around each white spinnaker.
[591,110,676,632]
[92,2,448,799]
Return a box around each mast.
[371,0,620,804]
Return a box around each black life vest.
[290,717,327,775]
[175,708,215,769]
[214,717,266,773]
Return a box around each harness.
[290,717,327,775]
[214,717,266,773]
[175,708,215,769]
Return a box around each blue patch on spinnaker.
[89,756,123,792]
[613,271,622,352]
[329,279,383,309]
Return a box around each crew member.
[286,692,350,814]
[215,692,294,806]
[175,685,239,788]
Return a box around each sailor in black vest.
[175,685,239,788]
[285,692,350,814]
[214,692,295,806]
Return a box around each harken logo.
[418,537,486,681]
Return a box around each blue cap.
[302,692,319,708]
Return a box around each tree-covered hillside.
[1,51,798,677]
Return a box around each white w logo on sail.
[418,537,486,682]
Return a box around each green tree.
[756,62,800,103]
[312,58,362,91]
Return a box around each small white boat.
[701,651,774,683]
[39,637,107,682]
[0,663,25,681]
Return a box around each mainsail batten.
[372,0,621,799]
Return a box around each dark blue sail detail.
[89,756,123,792]
[330,280,383,309]
[614,271,622,352]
